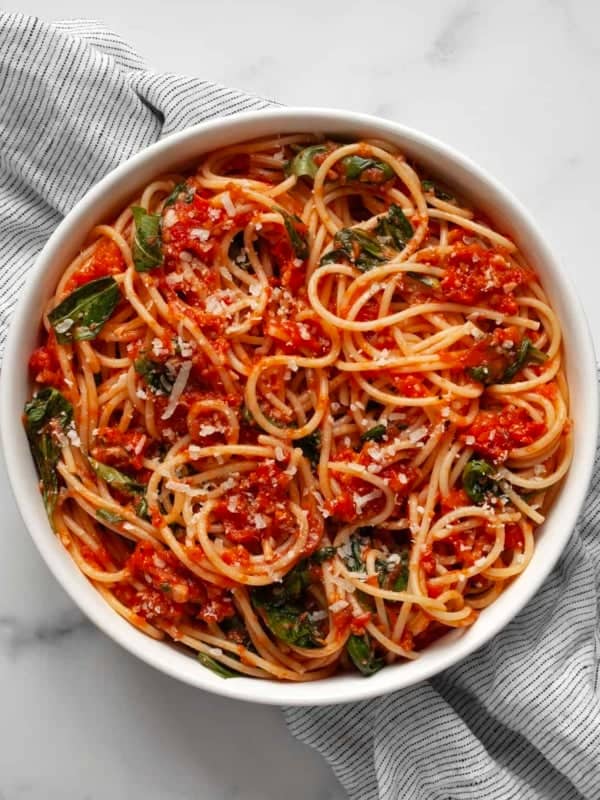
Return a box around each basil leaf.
[96,508,124,524]
[342,535,365,573]
[23,388,73,518]
[340,155,395,183]
[136,496,149,520]
[407,272,440,290]
[330,227,386,272]
[346,633,384,676]
[392,551,410,591]
[375,557,390,587]
[89,458,145,496]
[277,208,309,260]
[48,277,120,344]
[375,204,414,251]
[164,182,194,207]
[462,458,499,504]
[197,652,240,679]
[467,365,494,386]
[337,228,384,259]
[319,248,350,266]
[134,357,175,394]
[132,206,163,272]
[360,424,387,443]
[312,546,337,564]
[297,430,321,467]
[288,145,327,179]
[252,561,310,609]
[422,179,453,201]
[257,604,319,647]
[501,337,548,383]
[251,567,322,647]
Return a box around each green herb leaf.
[346,633,384,676]
[422,179,453,201]
[288,145,327,179]
[407,272,441,290]
[340,155,395,183]
[311,546,337,564]
[342,535,365,573]
[467,365,493,385]
[134,357,175,394]
[164,182,194,207]
[375,558,389,587]
[319,248,350,266]
[258,604,319,647]
[131,206,163,272]
[277,208,309,260]
[331,227,386,272]
[375,204,414,251]
[462,458,499,504]
[23,388,73,518]
[501,337,548,383]
[297,430,321,467]
[360,424,387,443]
[392,551,409,591]
[89,458,145,496]
[136,496,149,520]
[251,564,323,648]
[95,508,124,524]
[48,276,120,344]
[197,652,240,678]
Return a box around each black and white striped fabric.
[0,12,273,354]
[2,14,599,800]
[286,453,600,800]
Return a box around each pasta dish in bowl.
[2,109,595,704]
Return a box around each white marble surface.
[2,0,600,797]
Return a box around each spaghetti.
[24,134,571,681]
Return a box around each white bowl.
[1,108,596,706]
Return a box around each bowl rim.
[1,106,597,706]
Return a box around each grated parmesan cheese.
[329,599,349,614]
[54,318,74,334]
[163,208,177,228]
[66,426,81,448]
[189,227,210,242]
[161,361,192,420]
[465,435,476,446]
[133,435,146,455]
[408,426,428,444]
[221,191,236,217]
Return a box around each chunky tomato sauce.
[123,541,234,624]
[65,239,125,290]
[441,244,531,314]
[463,405,546,462]
[29,334,62,387]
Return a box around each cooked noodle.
[24,134,571,680]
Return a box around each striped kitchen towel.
[0,12,273,353]
[2,14,599,800]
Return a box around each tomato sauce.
[125,541,234,625]
[441,244,531,315]
[91,426,147,470]
[463,405,546,462]
[29,334,62,387]
[65,239,125,290]
[212,460,296,549]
